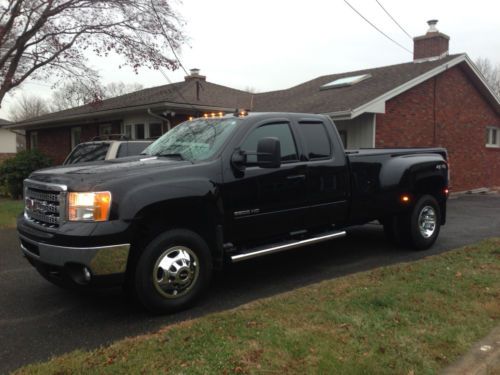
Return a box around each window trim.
[122,122,163,140]
[486,126,500,148]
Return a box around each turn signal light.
[400,194,411,203]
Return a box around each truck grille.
[24,179,67,228]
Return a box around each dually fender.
[378,154,448,192]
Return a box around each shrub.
[0,150,52,199]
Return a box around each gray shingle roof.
[11,54,473,127]
[252,54,462,114]
[15,80,254,125]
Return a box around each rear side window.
[64,143,110,165]
[299,122,331,159]
[241,122,298,164]
[117,142,151,157]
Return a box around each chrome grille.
[24,179,67,228]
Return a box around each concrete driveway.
[1,194,499,373]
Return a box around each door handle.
[286,174,306,180]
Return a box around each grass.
[0,198,23,228]
[14,239,500,375]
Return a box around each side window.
[299,122,332,159]
[117,142,150,157]
[241,122,298,164]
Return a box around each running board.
[230,230,346,263]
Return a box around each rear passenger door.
[298,120,350,228]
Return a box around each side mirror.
[257,137,281,169]
[231,148,247,172]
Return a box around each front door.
[222,121,307,245]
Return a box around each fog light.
[83,267,92,282]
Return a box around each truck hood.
[29,156,191,190]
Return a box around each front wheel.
[134,229,213,314]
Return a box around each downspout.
[147,108,171,132]
[433,77,437,146]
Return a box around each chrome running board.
[230,230,346,263]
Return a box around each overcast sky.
[1,0,499,119]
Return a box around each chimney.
[413,20,449,62]
[184,68,206,82]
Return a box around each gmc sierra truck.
[17,112,449,313]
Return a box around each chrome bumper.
[20,235,130,276]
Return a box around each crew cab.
[17,112,449,313]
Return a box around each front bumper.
[20,234,130,285]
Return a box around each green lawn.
[14,239,500,375]
[0,198,23,228]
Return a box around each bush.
[0,150,52,199]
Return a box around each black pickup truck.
[18,112,449,313]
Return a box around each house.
[0,118,20,162]
[7,70,253,165]
[7,21,500,192]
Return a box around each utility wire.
[343,0,412,54]
[375,0,413,40]
[150,0,190,76]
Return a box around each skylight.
[320,73,372,90]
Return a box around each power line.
[343,0,412,54]
[375,0,413,40]
[150,0,190,77]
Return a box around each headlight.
[68,192,112,222]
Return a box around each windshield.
[64,143,110,165]
[143,117,240,161]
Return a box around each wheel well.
[126,198,222,276]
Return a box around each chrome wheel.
[153,246,199,299]
[418,205,437,239]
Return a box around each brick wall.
[0,153,15,163]
[376,64,500,191]
[26,121,122,165]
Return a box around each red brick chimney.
[413,20,449,61]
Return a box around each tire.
[396,194,441,250]
[134,229,213,314]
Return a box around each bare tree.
[475,57,500,98]
[8,94,49,121]
[51,80,144,111]
[0,0,186,108]
[104,82,144,98]
[50,81,104,111]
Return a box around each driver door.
[222,121,308,245]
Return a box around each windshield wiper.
[154,152,185,160]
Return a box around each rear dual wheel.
[383,194,441,250]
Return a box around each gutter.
[4,101,236,130]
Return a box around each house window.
[148,122,163,138]
[30,132,38,150]
[71,127,82,149]
[486,127,499,147]
[99,124,112,136]
[124,123,162,140]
